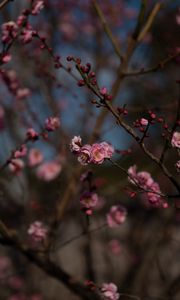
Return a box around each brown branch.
[0,0,13,10]
[0,220,101,300]
[91,0,123,61]
[123,52,180,78]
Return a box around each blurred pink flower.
[31,0,44,15]
[45,116,60,131]
[14,144,27,158]
[70,135,82,153]
[140,118,148,126]
[107,205,127,228]
[101,282,120,300]
[9,159,24,174]
[26,128,39,141]
[2,21,18,43]
[36,161,62,181]
[28,221,48,242]
[171,131,180,148]
[80,191,99,215]
[28,148,43,167]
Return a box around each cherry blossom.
[26,128,39,141]
[80,191,99,215]
[107,205,127,228]
[28,148,43,167]
[28,221,48,242]
[101,282,120,300]
[9,159,24,174]
[171,131,180,148]
[36,161,62,181]
[45,116,60,131]
[70,135,82,153]
[31,0,44,16]
[77,144,92,165]
[14,144,27,158]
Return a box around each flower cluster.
[80,191,99,215]
[28,221,48,242]
[101,283,120,300]
[70,136,114,165]
[128,165,166,207]
[107,205,127,228]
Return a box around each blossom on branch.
[107,205,127,228]
[28,221,48,242]
[171,131,180,148]
[101,283,120,300]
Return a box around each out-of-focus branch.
[137,3,162,42]
[0,220,101,300]
[0,0,13,10]
[91,0,123,61]
[123,52,180,77]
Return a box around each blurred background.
[0,0,179,299]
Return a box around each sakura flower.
[100,142,114,158]
[171,131,180,148]
[101,283,120,300]
[45,116,60,131]
[128,165,163,206]
[14,144,27,158]
[80,191,99,215]
[28,221,48,242]
[100,87,108,95]
[28,148,43,167]
[26,128,39,141]
[31,0,44,15]
[1,21,18,43]
[140,118,148,126]
[9,159,24,174]
[2,54,11,63]
[90,143,106,164]
[21,28,35,44]
[107,205,127,228]
[36,161,62,181]
[176,8,180,25]
[70,135,82,153]
[77,144,91,165]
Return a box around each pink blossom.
[77,144,91,165]
[17,14,26,26]
[100,87,107,95]
[101,283,120,300]
[9,159,24,174]
[14,144,27,158]
[2,54,12,63]
[31,0,44,15]
[45,116,60,131]
[128,165,163,206]
[107,205,127,228]
[70,135,82,153]
[171,131,180,148]
[28,148,43,167]
[100,142,114,158]
[80,191,99,215]
[90,143,106,164]
[140,118,148,126]
[1,21,18,43]
[28,221,48,242]
[26,128,39,141]
[16,88,30,100]
[36,161,62,181]
[21,28,35,44]
[176,8,180,25]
